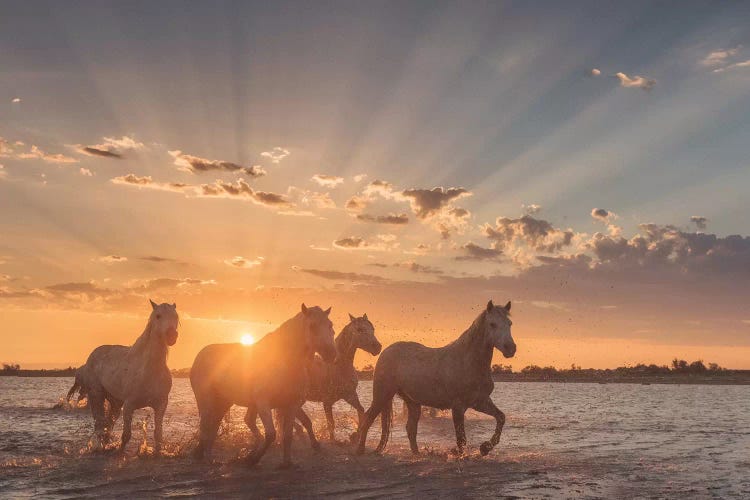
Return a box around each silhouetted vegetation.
[0,363,76,377]
[3,359,748,384]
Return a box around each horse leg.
[104,396,123,445]
[472,397,506,456]
[245,402,275,467]
[323,403,335,441]
[195,401,229,461]
[88,391,107,449]
[295,407,320,451]
[343,392,366,442]
[120,401,135,453]
[451,407,467,455]
[405,401,421,455]
[278,406,295,469]
[153,398,167,456]
[244,407,263,444]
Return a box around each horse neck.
[130,321,168,367]
[265,313,312,361]
[452,315,493,374]
[334,326,357,367]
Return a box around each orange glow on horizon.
[240,333,255,346]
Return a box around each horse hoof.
[479,442,492,456]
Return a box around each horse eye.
[490,322,497,328]
[156,314,161,319]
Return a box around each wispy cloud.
[614,72,656,90]
[333,234,399,252]
[169,150,266,177]
[311,174,344,188]
[356,213,409,225]
[94,255,128,264]
[18,145,78,164]
[260,146,290,164]
[74,135,145,159]
[224,256,264,269]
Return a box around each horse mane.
[254,311,310,358]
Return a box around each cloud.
[169,150,266,177]
[95,255,128,264]
[111,174,189,192]
[224,256,264,269]
[79,167,93,176]
[345,195,369,213]
[396,261,443,275]
[11,97,21,103]
[522,204,542,215]
[333,234,399,252]
[591,208,617,222]
[590,68,601,76]
[456,242,503,261]
[138,256,182,264]
[401,187,470,218]
[700,47,740,67]
[311,174,344,188]
[18,145,78,164]
[297,268,389,285]
[74,136,145,159]
[690,216,708,230]
[614,72,656,90]
[111,174,293,210]
[586,223,750,276]
[199,179,292,207]
[288,187,336,209]
[353,174,368,183]
[713,60,750,73]
[79,146,123,159]
[260,146,290,163]
[356,213,409,225]
[483,215,576,265]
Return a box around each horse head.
[482,300,515,358]
[301,303,337,362]
[149,299,180,346]
[346,313,382,356]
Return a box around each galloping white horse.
[70,300,179,453]
[357,300,515,456]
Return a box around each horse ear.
[504,301,511,312]
[150,299,158,310]
[349,313,355,321]
[324,307,332,316]
[363,313,368,321]
[301,303,308,315]
[172,303,176,309]
[486,300,494,312]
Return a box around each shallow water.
[1,378,749,498]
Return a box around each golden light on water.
[240,333,255,346]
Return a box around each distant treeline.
[0,363,76,377]
[4,360,750,384]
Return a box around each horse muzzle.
[501,342,517,358]
[367,342,382,356]
[319,343,337,363]
[166,328,179,346]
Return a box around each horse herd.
[68,299,516,468]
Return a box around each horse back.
[191,342,307,408]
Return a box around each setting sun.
[240,333,255,346]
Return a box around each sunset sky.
[1,1,749,370]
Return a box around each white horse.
[356,300,515,456]
[70,300,179,454]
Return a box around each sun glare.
[240,333,255,346]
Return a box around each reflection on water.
[1,377,749,498]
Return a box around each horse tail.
[375,396,393,453]
[66,379,80,402]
